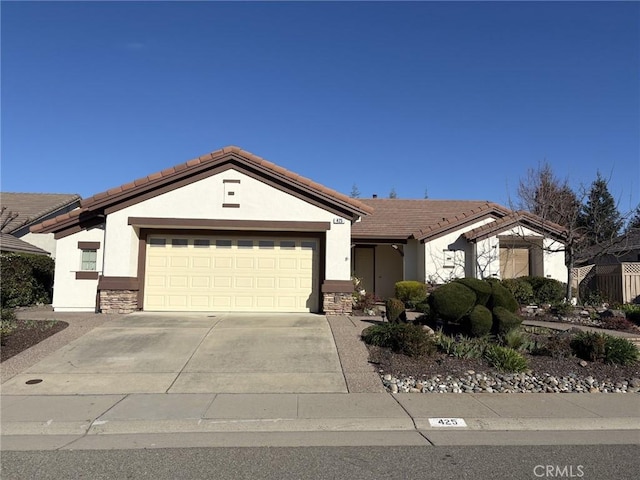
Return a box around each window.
[280,240,296,250]
[238,240,254,249]
[194,239,210,248]
[215,239,232,248]
[149,238,166,247]
[259,240,275,249]
[443,250,456,268]
[172,239,188,248]
[301,241,316,251]
[81,249,97,271]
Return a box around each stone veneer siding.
[323,292,353,315]
[99,290,138,314]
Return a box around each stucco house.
[31,146,372,314]
[31,146,568,314]
[352,199,568,299]
[0,192,81,257]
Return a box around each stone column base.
[323,292,353,315]
[99,290,138,314]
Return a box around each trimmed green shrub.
[522,276,566,304]
[492,306,522,335]
[461,305,493,337]
[361,323,435,357]
[394,281,428,309]
[0,253,55,308]
[429,282,476,322]
[385,298,406,323]
[501,278,534,305]
[570,331,639,365]
[488,282,519,313]
[454,278,492,306]
[484,345,529,373]
[551,302,574,316]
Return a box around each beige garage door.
[144,235,319,312]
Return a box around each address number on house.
[428,418,467,427]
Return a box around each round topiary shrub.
[394,281,428,309]
[523,276,566,304]
[492,306,522,335]
[385,298,407,323]
[461,304,493,337]
[488,282,519,313]
[454,278,492,306]
[429,282,476,323]
[501,278,534,305]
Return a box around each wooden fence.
[572,263,640,304]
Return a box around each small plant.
[483,345,529,373]
[522,276,566,305]
[569,331,638,365]
[551,302,574,316]
[620,304,640,325]
[362,323,435,357]
[604,336,639,366]
[600,316,636,332]
[385,298,407,323]
[354,292,379,313]
[570,332,607,362]
[532,332,574,358]
[434,333,489,359]
[501,328,526,351]
[394,281,428,309]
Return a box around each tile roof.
[351,199,510,240]
[31,146,373,235]
[0,193,81,233]
[462,211,568,242]
[0,233,50,255]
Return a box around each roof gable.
[351,199,510,241]
[462,211,568,242]
[0,233,50,255]
[0,193,81,234]
[31,146,373,236]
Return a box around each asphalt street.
[2,445,639,480]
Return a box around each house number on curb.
[428,418,467,427]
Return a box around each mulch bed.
[366,345,640,384]
[1,319,68,363]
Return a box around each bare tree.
[515,162,583,301]
[516,162,637,302]
[350,183,361,199]
[0,206,19,233]
[389,187,397,199]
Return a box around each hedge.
[0,253,55,308]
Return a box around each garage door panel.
[192,257,211,268]
[144,235,319,312]
[191,276,210,288]
[214,276,232,288]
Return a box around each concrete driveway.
[1,313,347,395]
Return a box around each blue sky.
[2,1,639,212]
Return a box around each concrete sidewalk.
[1,392,638,450]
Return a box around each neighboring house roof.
[351,199,511,242]
[576,228,640,265]
[0,192,81,233]
[31,146,373,237]
[0,233,50,255]
[463,211,568,243]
